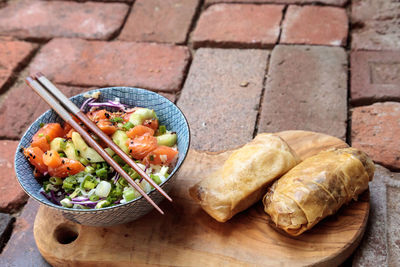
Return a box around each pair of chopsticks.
[26,73,172,214]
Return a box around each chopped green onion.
[49,176,63,185]
[85,166,95,173]
[110,117,123,123]
[45,183,58,192]
[38,133,44,137]
[112,155,125,165]
[89,195,99,201]
[83,180,96,190]
[118,177,128,187]
[96,168,108,179]
[45,135,51,143]
[62,181,74,190]
[158,125,166,135]
[95,181,111,197]
[64,176,77,184]
[95,200,110,209]
[80,174,98,190]
[58,152,66,158]
[150,174,162,185]
[69,188,81,199]
[60,198,73,208]
[122,122,134,131]
[123,187,138,202]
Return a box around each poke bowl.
[15,87,190,226]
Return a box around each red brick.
[281,5,348,46]
[118,0,200,44]
[353,165,400,266]
[351,51,400,105]
[192,4,284,48]
[29,38,190,92]
[177,48,269,152]
[352,0,400,50]
[0,140,28,212]
[205,0,348,6]
[258,45,348,140]
[0,40,37,91]
[0,0,129,40]
[0,83,91,139]
[351,102,400,170]
[0,199,48,267]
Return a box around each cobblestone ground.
[0,0,399,266]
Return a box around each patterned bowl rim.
[14,86,191,214]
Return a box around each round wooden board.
[34,131,369,267]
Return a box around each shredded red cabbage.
[50,190,60,205]
[71,196,89,202]
[88,100,127,110]
[112,173,120,184]
[80,98,95,111]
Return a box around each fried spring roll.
[263,148,374,236]
[189,133,301,222]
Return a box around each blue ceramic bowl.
[15,87,190,226]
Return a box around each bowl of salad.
[15,87,190,226]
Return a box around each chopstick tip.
[34,72,44,79]
[25,76,34,85]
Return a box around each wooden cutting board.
[34,131,369,266]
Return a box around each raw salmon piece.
[42,149,62,168]
[143,118,159,131]
[31,123,64,152]
[48,158,85,178]
[143,146,178,166]
[24,146,48,174]
[126,125,154,139]
[128,135,158,160]
[97,120,117,135]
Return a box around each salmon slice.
[24,146,48,175]
[126,125,154,139]
[48,158,85,178]
[143,118,159,131]
[31,123,64,152]
[97,120,117,135]
[128,135,158,160]
[42,149,62,168]
[143,146,178,166]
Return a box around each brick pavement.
[0,0,398,265]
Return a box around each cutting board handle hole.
[54,224,79,244]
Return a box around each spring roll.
[263,148,374,236]
[189,133,301,222]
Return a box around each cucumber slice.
[156,133,177,147]
[104,147,115,157]
[83,147,104,163]
[71,132,104,162]
[64,141,79,161]
[112,130,129,154]
[50,137,65,152]
[129,108,157,126]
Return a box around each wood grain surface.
[34,131,369,266]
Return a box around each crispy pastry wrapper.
[189,133,301,222]
[263,148,374,236]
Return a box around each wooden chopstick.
[34,73,173,203]
[25,77,165,215]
